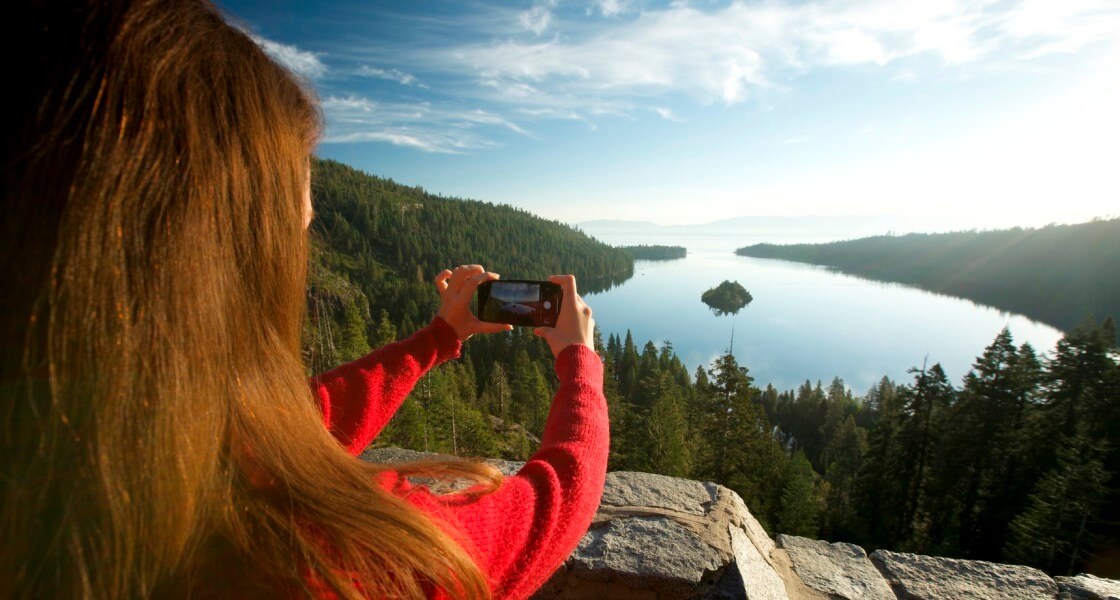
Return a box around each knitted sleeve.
[385,344,609,600]
[310,317,462,456]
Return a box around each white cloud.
[310,0,1119,153]
[520,6,553,35]
[651,107,682,121]
[320,95,530,153]
[248,34,327,79]
[356,65,420,86]
[424,0,1119,115]
[322,95,376,112]
[596,0,629,17]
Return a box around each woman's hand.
[435,265,513,342]
[534,274,595,358]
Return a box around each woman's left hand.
[435,265,513,341]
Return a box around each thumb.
[479,322,514,334]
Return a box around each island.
[701,280,753,315]
[618,244,687,260]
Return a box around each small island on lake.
[618,244,687,260]
[701,280,753,315]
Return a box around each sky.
[219,0,1120,228]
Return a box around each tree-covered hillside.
[618,244,687,260]
[736,219,1120,337]
[304,157,632,374]
[301,159,1120,577]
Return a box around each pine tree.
[372,308,397,347]
[644,374,691,477]
[821,415,868,540]
[1005,436,1112,574]
[778,451,821,537]
[894,363,953,551]
[854,376,906,548]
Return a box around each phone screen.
[477,280,563,327]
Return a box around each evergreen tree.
[854,376,906,548]
[508,350,552,437]
[1005,436,1112,574]
[821,416,868,540]
[372,308,397,347]
[778,451,821,537]
[644,374,691,477]
[893,363,953,551]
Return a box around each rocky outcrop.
[1056,574,1120,600]
[535,471,790,599]
[361,448,1119,599]
[776,535,893,599]
[871,549,1057,600]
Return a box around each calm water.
[581,228,1064,394]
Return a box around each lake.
[579,225,1064,395]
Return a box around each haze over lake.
[579,219,1064,394]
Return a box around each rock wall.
[361,448,1120,600]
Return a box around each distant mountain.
[577,219,662,229]
[577,216,1057,241]
[577,215,1071,246]
[577,215,903,247]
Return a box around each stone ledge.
[1055,574,1120,600]
[777,535,893,600]
[360,448,1119,600]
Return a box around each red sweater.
[310,317,609,599]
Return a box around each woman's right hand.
[534,274,595,358]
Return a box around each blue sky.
[220,0,1119,227]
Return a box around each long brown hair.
[2,1,498,597]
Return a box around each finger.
[450,264,485,293]
[434,269,452,294]
[459,271,499,298]
[548,274,578,303]
[533,326,553,338]
[477,321,513,334]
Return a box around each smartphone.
[477,280,563,327]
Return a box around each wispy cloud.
[434,0,1119,108]
[248,33,327,79]
[304,0,1119,152]
[519,5,553,35]
[594,0,630,18]
[355,65,424,87]
[651,106,682,122]
[320,95,530,153]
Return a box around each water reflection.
[580,236,1064,394]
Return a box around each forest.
[618,244,687,260]
[304,158,1119,577]
[735,219,1120,340]
[303,158,632,376]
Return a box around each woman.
[1,1,608,598]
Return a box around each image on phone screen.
[478,280,562,327]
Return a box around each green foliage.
[736,220,1120,339]
[305,157,1120,576]
[778,451,823,538]
[617,244,687,260]
[1005,436,1112,575]
[643,374,692,477]
[305,157,633,373]
[821,416,867,540]
[700,280,753,315]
